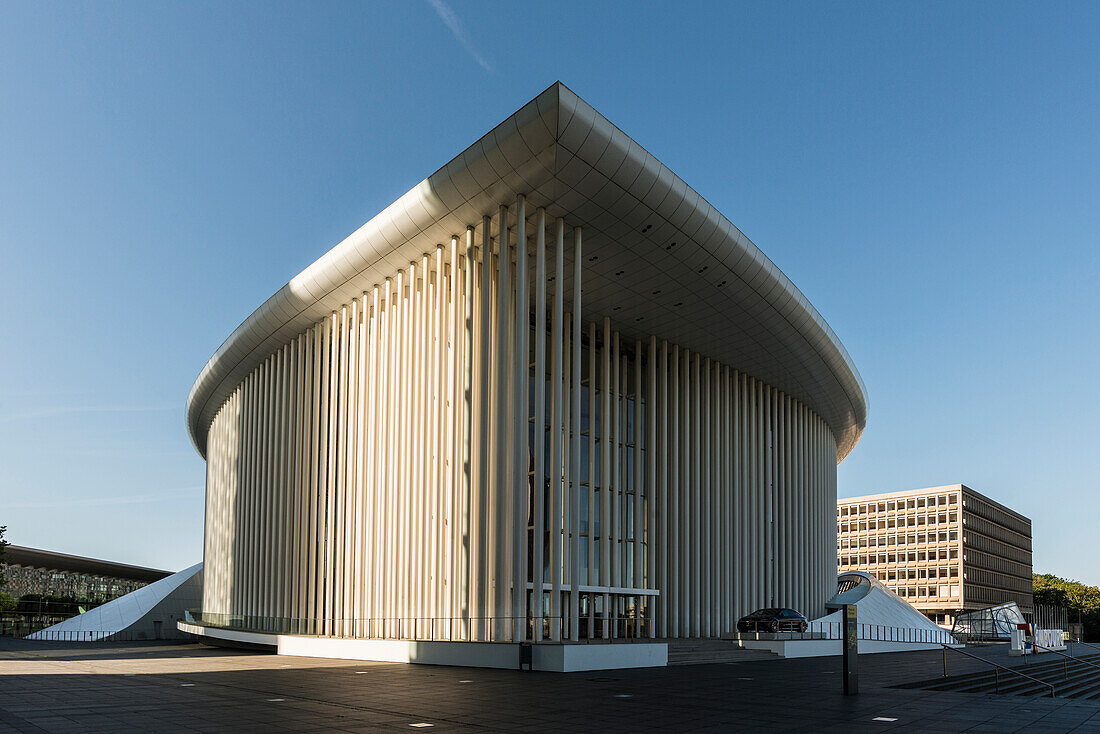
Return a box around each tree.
[1034,573,1100,642]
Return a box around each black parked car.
[736,608,809,633]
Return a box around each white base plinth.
[737,637,954,658]
[178,622,667,671]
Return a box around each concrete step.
[662,638,779,665]
[1054,668,1100,699]
[908,651,1100,699]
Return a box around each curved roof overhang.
[187,82,867,461]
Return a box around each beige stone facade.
[837,485,1032,625]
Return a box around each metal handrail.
[1030,643,1100,680]
[941,644,1056,697]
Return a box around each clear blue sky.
[1,2,1097,585]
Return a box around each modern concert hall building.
[183,82,867,669]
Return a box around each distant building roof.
[1,545,171,584]
[837,484,1031,525]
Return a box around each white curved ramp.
[28,563,202,642]
[740,572,958,658]
[812,571,949,637]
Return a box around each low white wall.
[740,637,947,658]
[177,621,276,648]
[278,636,522,669]
[534,643,667,672]
[177,622,667,671]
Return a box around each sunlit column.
[512,196,528,642]
[461,227,475,639]
[494,205,511,639]
[449,234,462,638]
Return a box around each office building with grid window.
[836,485,1033,626]
[183,83,868,667]
[0,545,169,601]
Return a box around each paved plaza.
[2,639,1100,732]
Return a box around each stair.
[664,638,780,666]
[901,651,1100,699]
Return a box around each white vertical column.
[646,336,657,637]
[324,314,338,633]
[749,377,759,613]
[610,333,621,594]
[675,348,685,633]
[569,226,582,641]
[549,217,565,642]
[306,325,321,629]
[477,216,492,640]
[700,356,710,636]
[383,279,398,634]
[795,399,804,612]
[364,288,379,631]
[657,340,669,637]
[532,209,547,639]
[512,196,528,642]
[276,345,289,626]
[783,395,793,611]
[408,260,423,636]
[449,234,462,638]
[690,352,701,636]
[599,317,611,595]
[765,386,774,607]
[428,248,442,632]
[562,313,572,629]
[494,206,511,639]
[586,322,596,590]
[717,364,727,633]
[461,227,475,638]
[632,340,644,594]
[349,300,363,636]
[669,344,680,637]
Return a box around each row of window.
[838,493,959,516]
[893,584,960,600]
[968,584,1034,606]
[963,497,1032,537]
[838,530,958,549]
[962,513,1033,550]
[838,513,957,533]
[839,547,959,565]
[964,547,1033,579]
[964,567,1034,594]
[868,566,958,581]
[0,565,148,600]
[966,531,1033,565]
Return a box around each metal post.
[843,603,858,695]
